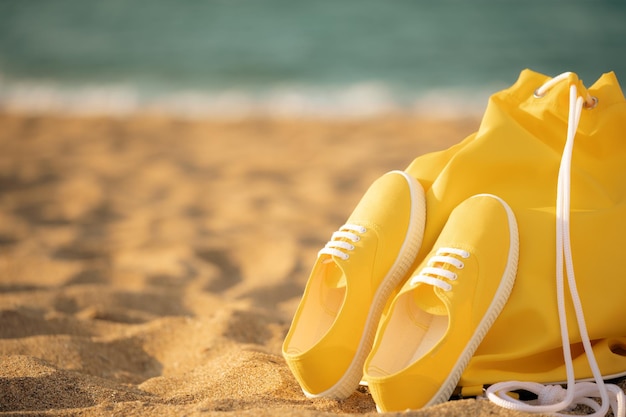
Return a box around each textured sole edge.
[423,193,520,408]
[303,170,426,399]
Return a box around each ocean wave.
[0,79,492,119]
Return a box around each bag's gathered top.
[485,72,626,417]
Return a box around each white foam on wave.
[0,77,493,119]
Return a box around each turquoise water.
[1,0,625,116]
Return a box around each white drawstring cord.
[486,74,626,417]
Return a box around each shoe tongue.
[322,257,347,288]
[413,284,447,315]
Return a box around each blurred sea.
[1,0,625,118]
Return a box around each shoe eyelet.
[342,254,350,260]
[348,244,355,251]
[353,236,360,242]
[533,88,546,99]
[584,95,598,110]
[451,273,458,281]
[358,226,367,234]
[457,262,465,270]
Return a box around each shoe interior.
[367,292,448,376]
[285,261,346,354]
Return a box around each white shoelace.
[486,72,626,417]
[318,223,367,261]
[410,247,470,291]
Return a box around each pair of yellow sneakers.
[282,170,519,412]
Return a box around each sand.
[0,111,572,417]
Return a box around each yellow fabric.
[404,69,626,387]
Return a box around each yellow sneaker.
[282,170,426,399]
[363,194,519,412]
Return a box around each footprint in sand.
[196,248,242,292]
[0,355,150,412]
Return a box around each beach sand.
[0,111,595,417]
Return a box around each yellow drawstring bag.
[404,69,626,409]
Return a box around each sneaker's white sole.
[423,193,519,408]
[303,170,426,400]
